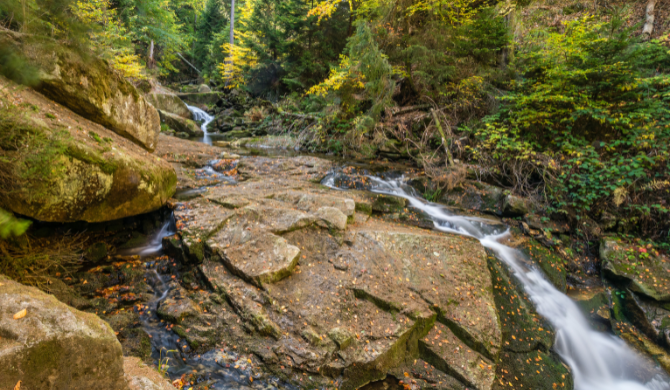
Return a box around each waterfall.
[338,175,670,390]
[119,213,176,257]
[187,105,215,145]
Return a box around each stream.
[347,175,670,390]
[131,107,670,390]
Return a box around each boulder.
[2,31,160,151]
[502,194,531,216]
[601,238,670,302]
[0,275,128,390]
[158,110,203,137]
[145,88,193,120]
[198,84,212,93]
[0,79,176,223]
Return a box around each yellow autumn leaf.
[13,308,27,320]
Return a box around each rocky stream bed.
[5,130,666,390]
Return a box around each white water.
[187,105,215,145]
[120,214,176,256]
[357,176,670,390]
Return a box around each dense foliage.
[475,16,670,236]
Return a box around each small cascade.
[323,172,670,390]
[187,105,215,145]
[119,213,176,257]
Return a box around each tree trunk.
[642,0,656,39]
[21,0,26,33]
[225,0,236,88]
[148,40,154,69]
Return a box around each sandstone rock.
[124,357,178,390]
[158,110,204,137]
[420,322,495,390]
[1,31,160,151]
[314,206,348,230]
[0,275,128,390]
[217,231,301,288]
[0,80,176,223]
[146,90,193,119]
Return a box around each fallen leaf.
[13,309,27,320]
[14,380,21,390]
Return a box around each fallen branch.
[642,0,656,39]
[390,104,431,116]
[177,53,201,74]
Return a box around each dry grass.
[244,106,269,123]
[0,233,85,289]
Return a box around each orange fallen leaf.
[13,309,27,320]
[14,380,21,390]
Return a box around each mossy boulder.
[0,80,176,222]
[0,275,128,390]
[440,181,504,215]
[600,238,670,302]
[2,31,161,151]
[158,110,203,137]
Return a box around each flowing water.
[339,174,670,390]
[187,105,216,145]
[143,110,670,388]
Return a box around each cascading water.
[327,174,670,390]
[120,213,177,256]
[188,105,215,145]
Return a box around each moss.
[521,240,567,293]
[372,194,407,213]
[488,256,554,353]
[492,350,573,390]
[66,145,117,174]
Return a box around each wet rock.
[487,258,573,390]
[124,357,178,390]
[519,240,567,292]
[440,182,504,215]
[0,275,127,390]
[0,79,176,223]
[157,284,201,324]
[2,31,160,151]
[158,110,204,137]
[372,194,408,213]
[600,238,670,302]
